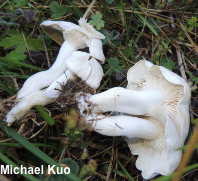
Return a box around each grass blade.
[36,105,55,126]
[116,158,134,181]
[0,80,14,95]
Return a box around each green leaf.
[0,18,19,27]
[0,30,44,61]
[50,1,59,13]
[108,57,119,68]
[13,0,27,7]
[115,66,124,73]
[89,12,105,30]
[187,26,194,31]
[186,71,198,85]
[36,105,55,126]
[58,5,67,15]
[162,59,175,71]
[52,12,62,19]
[176,143,198,150]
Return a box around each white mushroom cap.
[127,104,182,179]
[40,18,105,62]
[65,51,104,89]
[40,20,79,45]
[127,60,191,143]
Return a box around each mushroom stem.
[45,69,77,98]
[6,90,55,124]
[17,41,77,98]
[86,115,159,139]
[84,87,163,115]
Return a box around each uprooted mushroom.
[76,60,191,179]
[5,1,105,125]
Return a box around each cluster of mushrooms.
[5,17,191,180]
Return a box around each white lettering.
[28,167,34,174]
[20,165,27,174]
[56,167,62,174]
[47,165,56,174]
[13,167,19,174]
[64,167,70,174]
[34,167,40,174]
[41,165,44,174]
[1,165,10,174]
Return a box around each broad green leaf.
[50,1,59,12]
[0,30,44,61]
[13,0,27,7]
[58,5,67,15]
[108,57,119,68]
[162,59,175,70]
[52,12,62,19]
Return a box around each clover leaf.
[89,12,105,30]
[50,1,67,19]
[104,57,124,75]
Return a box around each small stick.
[36,22,51,68]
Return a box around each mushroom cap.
[78,18,105,39]
[127,60,191,143]
[40,20,79,45]
[65,51,103,89]
[127,104,182,179]
[40,19,105,62]
[40,18,105,46]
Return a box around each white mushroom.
[6,17,105,125]
[17,18,105,99]
[76,59,191,179]
[79,60,191,143]
[81,104,182,179]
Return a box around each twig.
[36,22,51,68]
[21,30,40,72]
[176,48,187,80]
